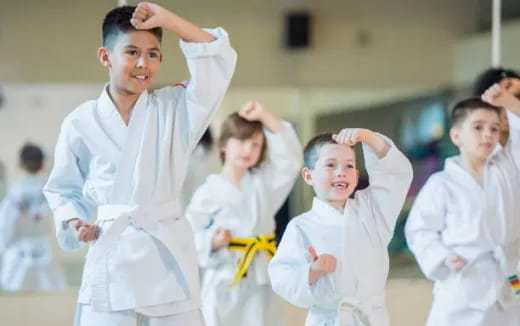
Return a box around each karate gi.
[43,27,236,325]
[405,111,520,326]
[186,122,302,326]
[0,175,67,291]
[268,138,413,326]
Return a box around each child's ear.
[449,127,461,147]
[301,167,313,186]
[97,47,111,68]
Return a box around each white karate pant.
[427,302,520,326]
[75,304,205,326]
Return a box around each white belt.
[336,294,383,326]
[460,241,520,278]
[87,201,180,311]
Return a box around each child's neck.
[326,199,347,213]
[459,152,486,185]
[107,84,141,125]
[221,163,247,188]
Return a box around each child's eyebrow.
[124,45,161,51]
[471,120,499,125]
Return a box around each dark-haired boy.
[44,2,236,325]
[269,129,412,325]
[405,90,520,326]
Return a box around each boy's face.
[98,30,162,95]
[450,109,500,161]
[302,143,359,208]
[222,132,265,170]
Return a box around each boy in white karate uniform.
[268,128,413,326]
[405,90,520,326]
[43,3,236,325]
[0,143,67,292]
[186,101,302,326]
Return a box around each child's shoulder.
[285,210,317,232]
[188,174,223,206]
[415,170,451,198]
[62,99,97,127]
[151,82,188,100]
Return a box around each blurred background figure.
[186,102,302,326]
[180,128,219,212]
[0,143,67,292]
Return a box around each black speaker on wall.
[285,11,311,49]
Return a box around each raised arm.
[131,2,215,42]
[482,83,520,168]
[239,101,303,213]
[334,129,413,243]
[133,3,237,152]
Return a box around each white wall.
[1,0,477,88]
[454,20,520,86]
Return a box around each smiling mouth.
[331,182,348,189]
[132,74,149,80]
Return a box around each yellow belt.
[227,233,277,287]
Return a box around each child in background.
[186,101,302,326]
[405,88,520,326]
[0,143,67,292]
[269,128,412,326]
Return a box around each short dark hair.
[450,98,500,128]
[473,67,520,96]
[102,6,163,49]
[304,133,343,169]
[218,113,267,168]
[20,143,44,174]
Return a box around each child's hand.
[332,128,371,146]
[68,218,100,243]
[239,100,266,122]
[445,254,467,272]
[131,2,166,30]
[333,128,390,158]
[211,227,232,251]
[482,84,520,110]
[308,246,337,284]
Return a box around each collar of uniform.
[97,84,149,126]
[310,197,345,224]
[444,155,487,187]
[206,173,245,205]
